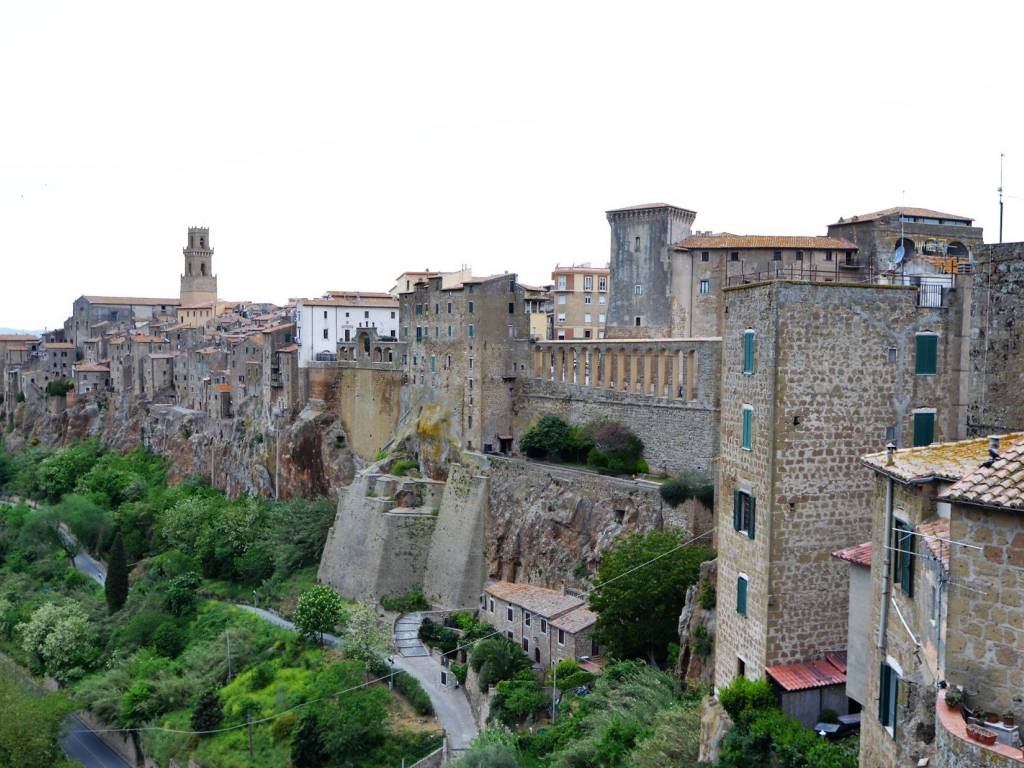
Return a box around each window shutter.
[900,526,914,598]
[915,334,938,375]
[733,490,742,531]
[737,577,747,616]
[878,663,890,725]
[913,412,935,447]
[748,496,756,540]
[743,331,756,373]
[742,408,752,450]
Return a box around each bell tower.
[180,226,218,306]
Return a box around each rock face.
[485,455,710,588]
[6,392,355,500]
[698,695,733,765]
[677,558,717,687]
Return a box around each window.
[892,519,914,597]
[468,324,475,338]
[508,302,515,314]
[584,330,592,338]
[701,251,710,262]
[557,628,566,646]
[489,598,495,613]
[584,295,592,304]
[390,311,396,319]
[733,490,755,538]
[415,303,423,315]
[795,251,803,262]
[558,295,567,305]
[525,612,531,627]
[915,333,938,375]
[825,250,833,262]
[878,662,900,735]
[584,313,592,324]
[506,630,513,640]
[885,425,896,442]
[522,637,529,652]
[736,575,748,616]
[448,325,453,337]
[416,326,422,342]
[468,301,475,314]
[598,276,607,291]
[773,250,782,261]
[699,279,710,295]
[447,302,453,314]
[509,279,515,292]
[634,316,642,327]
[431,355,436,372]
[434,303,439,315]
[599,295,606,304]
[598,314,606,323]
[741,405,753,450]
[635,236,641,250]
[912,410,935,447]
[557,276,567,290]
[540,619,547,634]
[730,251,739,262]
[634,284,642,296]
[557,313,566,322]
[323,310,328,319]
[887,347,898,364]
[742,329,756,374]
[323,329,329,339]
[584,275,593,291]
[506,606,513,621]
[364,310,370,319]
[434,326,439,338]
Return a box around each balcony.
[936,692,1023,765]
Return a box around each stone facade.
[180,226,218,307]
[967,242,1024,435]
[714,280,960,693]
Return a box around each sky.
[2,1,1022,330]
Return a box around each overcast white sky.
[2,1,1021,330]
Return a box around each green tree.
[291,714,327,768]
[163,571,201,617]
[518,415,570,459]
[190,690,223,733]
[584,419,645,474]
[17,602,96,682]
[341,602,388,662]
[589,532,715,663]
[454,727,520,768]
[491,671,547,726]
[105,528,129,614]
[469,637,531,691]
[293,584,345,645]
[0,665,76,768]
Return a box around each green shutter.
[912,412,935,447]
[733,490,742,531]
[891,671,900,738]
[742,408,752,450]
[743,330,756,373]
[736,577,747,616]
[915,334,938,375]
[878,663,890,726]
[900,525,914,597]
[748,496,756,540]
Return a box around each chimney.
[886,442,896,466]
[989,435,1001,453]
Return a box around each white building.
[296,295,399,367]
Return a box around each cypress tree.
[105,528,129,614]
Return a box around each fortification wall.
[512,377,718,475]
[306,365,403,462]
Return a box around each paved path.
[391,612,478,750]
[61,716,133,768]
[234,604,340,646]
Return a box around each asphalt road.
[60,716,133,768]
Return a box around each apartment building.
[551,265,609,340]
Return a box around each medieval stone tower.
[180,226,218,307]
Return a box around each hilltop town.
[2,202,1023,768]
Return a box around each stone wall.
[968,243,1024,435]
[306,364,403,462]
[484,454,711,588]
[512,376,719,475]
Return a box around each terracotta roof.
[148,353,176,360]
[74,363,110,373]
[551,266,610,274]
[325,291,395,300]
[108,337,127,346]
[862,433,1024,484]
[766,655,847,692]
[81,296,180,306]
[674,234,857,251]
[300,297,398,308]
[832,541,872,567]
[832,206,973,226]
[213,383,231,393]
[606,202,697,214]
[130,335,169,344]
[550,605,597,634]
[43,342,75,349]
[917,518,950,571]
[261,323,294,334]
[196,346,217,355]
[0,334,39,342]
[278,344,299,353]
[6,345,29,352]
[485,581,583,619]
[941,436,1024,512]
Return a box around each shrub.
[584,419,645,473]
[492,671,547,725]
[470,637,531,691]
[819,708,839,724]
[718,676,776,723]
[418,618,459,654]
[271,711,297,742]
[451,662,468,686]
[562,426,595,463]
[698,580,716,611]
[394,670,433,715]
[17,601,96,681]
[390,458,419,477]
[380,589,430,613]
[692,624,712,657]
[15,391,25,403]
[152,621,186,658]
[660,471,714,508]
[191,690,223,733]
[163,572,201,617]
[45,378,73,397]
[518,415,570,459]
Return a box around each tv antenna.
[999,153,1005,244]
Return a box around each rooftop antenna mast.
[999,153,1005,244]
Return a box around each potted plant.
[1003,711,1015,727]
[967,723,998,746]
[944,688,963,710]
[986,711,1000,724]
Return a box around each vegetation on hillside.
[518,415,649,474]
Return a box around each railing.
[314,351,337,362]
[917,283,944,308]
[726,265,865,286]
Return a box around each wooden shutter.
[737,577,747,616]
[900,524,914,598]
[733,490,742,531]
[913,412,935,447]
[742,408,752,449]
[915,334,938,375]
[878,663,891,726]
[748,496,756,540]
[743,330,756,373]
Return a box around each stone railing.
[529,338,720,404]
[935,692,1024,766]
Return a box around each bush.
[491,671,547,726]
[271,711,297,742]
[163,572,201,617]
[518,415,570,460]
[152,621,186,658]
[45,379,73,397]
[190,690,223,733]
[660,471,714,509]
[418,618,458,654]
[470,637,531,691]
[691,624,712,657]
[390,458,419,477]
[451,662,468,686]
[718,676,776,723]
[698,580,716,611]
[562,426,595,463]
[394,670,433,715]
[584,419,645,474]
[380,589,430,613]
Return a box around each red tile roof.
[675,234,856,251]
[862,433,1024,484]
[550,605,597,634]
[832,541,872,567]
[917,518,950,572]
[0,334,39,342]
[74,363,110,373]
[766,655,847,692]
[485,581,584,619]
[44,342,75,349]
[941,436,1024,512]
[832,206,973,226]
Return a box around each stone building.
[391,268,473,297]
[551,264,609,340]
[828,206,982,276]
[966,242,1024,436]
[671,234,858,337]
[41,342,75,382]
[399,273,530,454]
[74,362,111,394]
[854,434,1024,767]
[521,284,552,341]
[295,294,399,367]
[180,226,218,307]
[713,279,962,698]
[605,203,696,339]
[69,296,179,349]
[482,581,598,669]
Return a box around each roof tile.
[941,436,1024,512]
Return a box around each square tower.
[180,226,218,307]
